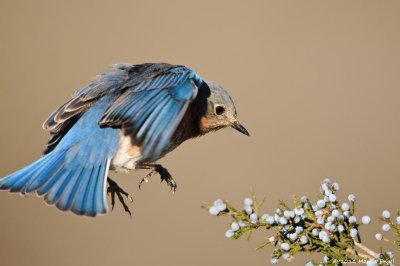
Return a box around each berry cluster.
[204,179,399,265]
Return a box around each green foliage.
[203,179,398,265]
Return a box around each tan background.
[0,1,399,265]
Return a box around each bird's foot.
[138,169,157,190]
[157,166,177,193]
[138,164,177,193]
[107,177,133,217]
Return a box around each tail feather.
[71,167,97,216]
[93,160,109,215]
[54,167,85,211]
[0,155,52,191]
[23,151,67,194]
[0,150,110,217]
[72,164,107,216]
[39,168,71,197]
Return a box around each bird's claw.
[138,165,177,193]
[138,170,156,190]
[160,172,177,193]
[107,177,133,217]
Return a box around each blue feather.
[143,98,177,148]
[0,155,51,191]
[140,80,196,157]
[123,92,168,136]
[0,95,119,216]
[120,89,161,122]
[93,161,108,215]
[136,94,171,139]
[23,150,67,193]
[72,166,99,216]
[99,69,201,160]
[44,169,75,205]
[55,167,87,211]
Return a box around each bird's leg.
[136,164,177,193]
[107,177,133,217]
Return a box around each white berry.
[348,216,357,224]
[244,206,253,215]
[301,196,308,203]
[280,242,290,251]
[318,230,327,239]
[279,217,288,225]
[266,216,275,225]
[317,200,326,208]
[332,209,340,217]
[216,202,227,211]
[341,203,350,211]
[213,199,223,206]
[294,207,304,216]
[338,225,344,233]
[323,178,331,184]
[328,194,337,202]
[289,233,298,241]
[250,213,258,222]
[300,235,308,244]
[231,222,240,231]
[270,257,278,264]
[311,228,320,236]
[361,216,371,225]
[348,194,356,202]
[244,197,253,206]
[295,226,304,234]
[225,229,234,238]
[322,235,331,243]
[382,223,390,232]
[382,210,391,219]
[209,206,219,216]
[350,228,358,238]
[282,253,290,261]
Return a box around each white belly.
[110,133,142,173]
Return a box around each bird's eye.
[215,105,225,115]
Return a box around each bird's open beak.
[232,121,250,136]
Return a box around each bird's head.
[198,81,249,136]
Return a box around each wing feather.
[42,62,204,157]
[42,63,179,154]
[100,77,201,159]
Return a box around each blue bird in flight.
[0,63,249,217]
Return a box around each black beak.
[232,121,250,136]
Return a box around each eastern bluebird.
[0,63,249,217]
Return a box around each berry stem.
[353,240,379,259]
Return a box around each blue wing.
[0,96,119,216]
[42,62,188,154]
[99,65,205,160]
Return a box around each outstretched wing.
[99,66,205,160]
[42,63,188,154]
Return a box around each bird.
[0,62,249,217]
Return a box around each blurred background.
[0,1,399,265]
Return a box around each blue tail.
[0,149,109,217]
